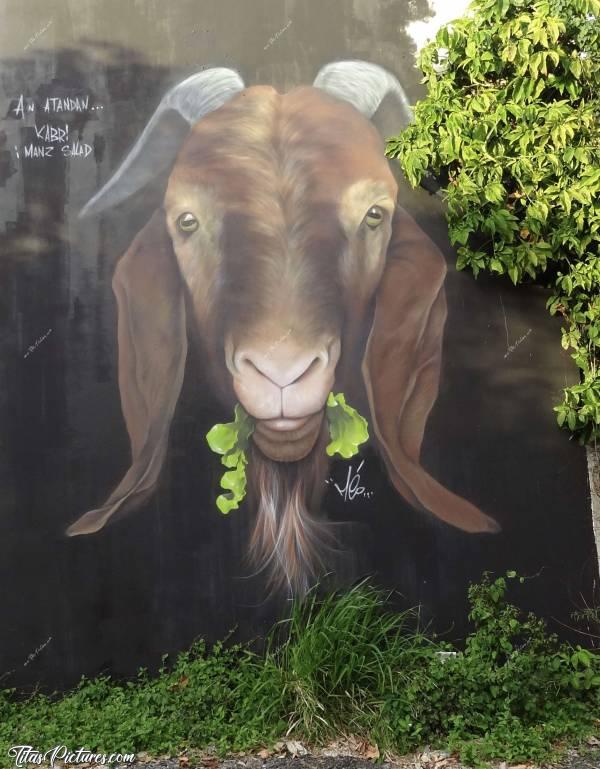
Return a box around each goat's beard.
[246,424,332,595]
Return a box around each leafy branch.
[387,0,600,442]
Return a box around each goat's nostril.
[244,356,270,379]
[299,356,321,381]
[234,352,263,379]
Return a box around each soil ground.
[107,744,600,769]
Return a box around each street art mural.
[0,0,598,691]
[66,63,499,592]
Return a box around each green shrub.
[386,0,600,442]
[383,572,600,765]
[0,640,280,757]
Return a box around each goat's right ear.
[66,211,187,535]
[362,207,500,534]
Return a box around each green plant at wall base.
[1,574,598,766]
[206,394,369,513]
[382,571,600,765]
[386,0,600,442]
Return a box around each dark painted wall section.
[0,0,597,691]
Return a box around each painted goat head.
[67,62,499,591]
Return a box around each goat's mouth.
[252,411,324,462]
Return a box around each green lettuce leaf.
[206,405,254,514]
[325,392,369,459]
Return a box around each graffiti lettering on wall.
[9,92,102,160]
[62,61,500,592]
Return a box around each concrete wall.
[0,0,598,691]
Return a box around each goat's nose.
[233,343,331,389]
[233,340,334,389]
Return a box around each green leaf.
[560,190,572,215]
[206,405,255,514]
[484,182,505,204]
[326,392,369,459]
[206,422,239,455]
[497,0,510,18]
[217,459,248,515]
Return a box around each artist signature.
[326,460,374,501]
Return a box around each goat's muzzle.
[224,331,340,461]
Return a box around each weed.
[383,572,600,765]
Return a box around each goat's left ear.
[362,207,500,533]
[66,210,187,535]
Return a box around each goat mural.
[66,61,500,591]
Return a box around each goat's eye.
[177,212,199,233]
[364,205,384,229]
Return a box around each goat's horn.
[313,60,412,125]
[80,68,245,218]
